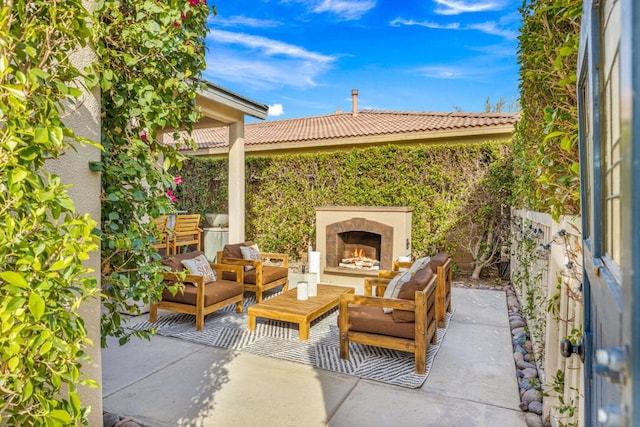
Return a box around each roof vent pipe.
[351,89,358,117]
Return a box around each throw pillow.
[181,254,217,285]
[240,243,261,271]
[382,269,412,314]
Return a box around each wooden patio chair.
[170,214,202,255]
[151,251,244,331]
[217,242,289,303]
[150,215,170,254]
[338,271,438,374]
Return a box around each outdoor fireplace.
[315,206,413,286]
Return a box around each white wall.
[44,39,103,426]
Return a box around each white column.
[228,121,245,243]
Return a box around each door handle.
[560,337,585,363]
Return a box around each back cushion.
[426,252,449,271]
[162,250,206,272]
[223,241,256,259]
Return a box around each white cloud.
[433,0,506,15]
[312,0,376,20]
[268,104,285,116]
[208,30,335,63]
[417,66,465,79]
[467,21,518,40]
[390,18,460,30]
[204,31,336,89]
[390,17,516,40]
[212,16,282,28]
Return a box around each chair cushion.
[381,269,411,313]
[222,241,255,259]
[393,266,434,323]
[162,250,206,272]
[243,265,288,285]
[181,254,217,284]
[426,252,449,271]
[161,280,243,306]
[347,305,414,340]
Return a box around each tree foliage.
[0,1,101,424]
[513,0,582,219]
[94,0,213,346]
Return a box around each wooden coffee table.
[247,284,354,340]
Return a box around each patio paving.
[101,286,526,427]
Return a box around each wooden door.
[578,0,639,425]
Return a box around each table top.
[248,284,354,319]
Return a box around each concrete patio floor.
[101,286,526,427]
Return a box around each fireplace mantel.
[315,206,413,286]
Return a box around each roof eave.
[196,79,269,120]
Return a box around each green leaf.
[49,410,72,424]
[29,293,45,320]
[0,272,29,289]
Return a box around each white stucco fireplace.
[315,206,413,286]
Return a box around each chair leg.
[196,305,204,331]
[282,280,289,292]
[255,288,263,303]
[235,300,243,313]
[339,333,350,360]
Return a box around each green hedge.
[175,142,512,260]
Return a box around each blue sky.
[202,0,522,120]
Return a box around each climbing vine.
[175,142,514,267]
[513,0,582,219]
[94,0,213,347]
[0,1,100,424]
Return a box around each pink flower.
[173,21,180,27]
[189,0,199,6]
[141,134,148,142]
[167,190,177,203]
[181,12,186,22]
[174,176,182,185]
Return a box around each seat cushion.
[347,305,414,340]
[161,280,243,306]
[243,265,288,285]
[162,250,206,272]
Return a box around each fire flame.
[351,247,366,258]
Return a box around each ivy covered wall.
[175,141,513,268]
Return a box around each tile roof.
[165,110,519,151]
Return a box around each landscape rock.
[522,368,538,378]
[522,388,542,405]
[517,360,537,370]
[525,413,544,427]
[528,401,543,415]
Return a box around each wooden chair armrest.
[378,269,400,279]
[392,261,413,271]
[162,272,205,287]
[218,257,259,267]
[259,252,289,267]
[364,278,391,296]
[210,263,244,283]
[340,293,416,311]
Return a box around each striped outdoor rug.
[129,291,453,389]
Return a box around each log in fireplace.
[315,207,413,286]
